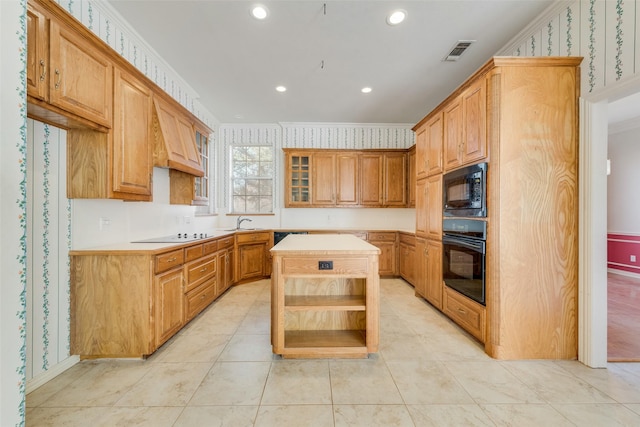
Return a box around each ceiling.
[107,0,555,125]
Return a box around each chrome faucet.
[237,216,252,229]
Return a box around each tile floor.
[27,278,640,426]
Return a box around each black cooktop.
[132,233,209,243]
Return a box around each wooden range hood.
[152,95,205,178]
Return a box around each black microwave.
[443,162,487,218]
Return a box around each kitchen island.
[270,234,380,358]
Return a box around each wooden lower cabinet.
[424,239,443,310]
[70,234,236,358]
[443,286,486,343]
[154,268,185,347]
[217,236,234,295]
[414,238,442,310]
[235,231,272,284]
[399,233,416,286]
[366,232,397,276]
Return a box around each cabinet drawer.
[282,257,369,276]
[443,287,485,342]
[236,231,271,244]
[203,240,218,255]
[218,236,234,250]
[399,233,416,246]
[185,254,217,291]
[184,244,204,262]
[185,278,216,320]
[367,232,396,242]
[155,249,184,274]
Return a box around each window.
[194,129,210,204]
[231,145,273,213]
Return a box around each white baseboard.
[26,355,80,394]
[608,268,640,280]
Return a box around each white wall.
[607,125,640,233]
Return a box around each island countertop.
[270,233,380,255]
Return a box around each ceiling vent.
[444,40,476,61]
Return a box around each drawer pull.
[457,308,467,315]
[165,257,177,262]
[200,267,208,272]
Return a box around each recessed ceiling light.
[251,5,268,20]
[361,87,372,93]
[275,86,287,92]
[387,9,406,25]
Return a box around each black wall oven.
[442,219,486,305]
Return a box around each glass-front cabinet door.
[286,151,310,206]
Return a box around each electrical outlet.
[631,255,637,263]
[318,261,333,270]
[99,217,110,231]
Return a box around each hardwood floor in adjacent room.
[608,272,640,362]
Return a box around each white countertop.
[270,234,380,254]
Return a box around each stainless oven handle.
[442,235,485,253]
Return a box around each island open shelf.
[270,234,380,358]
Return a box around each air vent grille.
[444,40,475,61]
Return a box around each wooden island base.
[270,234,380,359]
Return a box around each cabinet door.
[49,20,113,128]
[153,97,204,176]
[462,78,487,164]
[414,238,427,298]
[443,98,463,171]
[425,239,443,310]
[415,178,427,238]
[217,248,232,295]
[112,68,153,198]
[336,153,359,205]
[27,3,48,101]
[426,174,443,240]
[415,125,428,180]
[408,147,416,208]
[384,152,407,206]
[154,268,184,347]
[238,243,266,282]
[426,112,444,176]
[360,153,383,206]
[311,153,336,205]
[399,242,416,285]
[286,153,311,206]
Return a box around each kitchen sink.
[223,228,262,231]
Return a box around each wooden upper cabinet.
[443,98,463,171]
[284,148,409,208]
[360,153,383,206]
[415,178,427,238]
[111,68,153,199]
[426,112,444,176]
[27,1,112,130]
[407,146,416,208]
[285,151,311,206]
[443,77,487,171]
[153,97,204,177]
[27,3,48,101]
[426,174,443,240]
[49,20,113,128]
[414,125,428,180]
[461,78,487,165]
[336,153,359,205]
[383,152,407,206]
[415,112,442,180]
[312,152,337,205]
